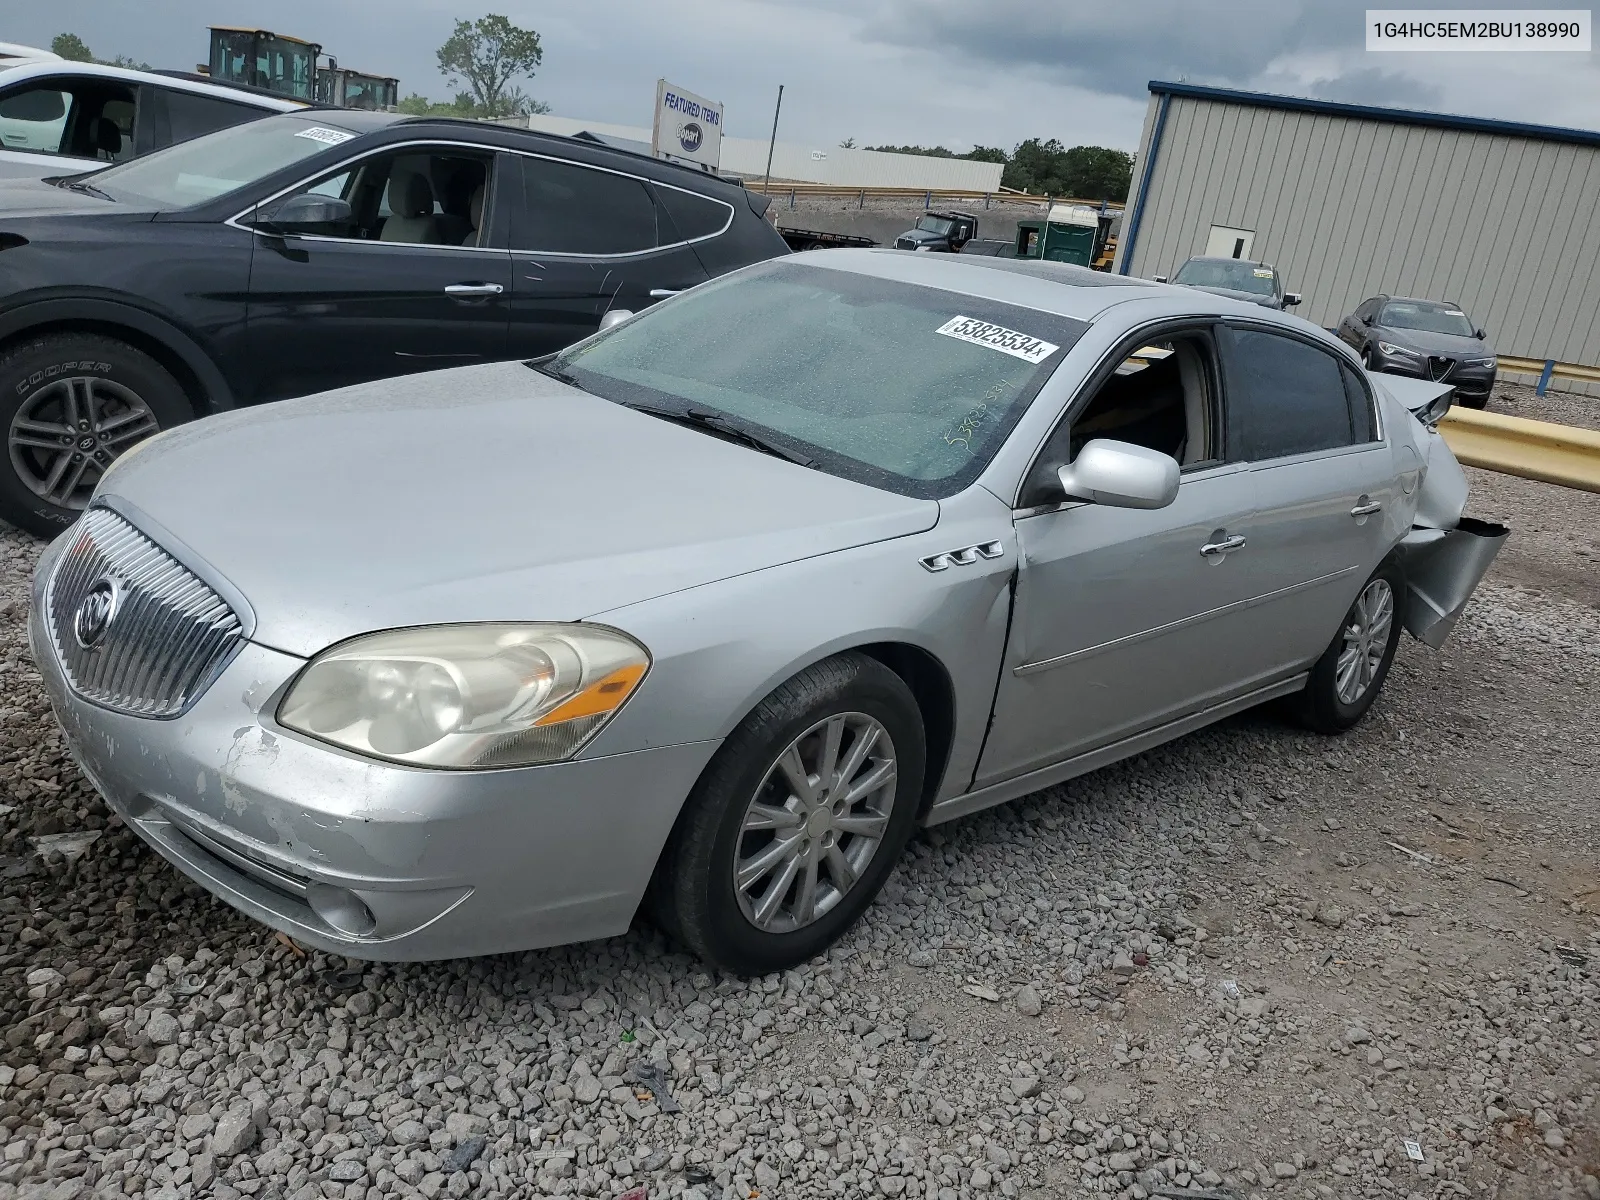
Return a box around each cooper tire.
[1292,560,1404,735]
[650,652,925,976]
[0,334,190,538]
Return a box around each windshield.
[79,115,359,208]
[545,261,1088,498]
[1173,258,1278,297]
[1379,301,1476,337]
[916,215,955,236]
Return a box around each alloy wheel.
[1335,578,1394,705]
[733,712,898,933]
[8,376,160,510]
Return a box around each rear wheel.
[0,335,191,538]
[649,652,925,975]
[1292,561,1404,734]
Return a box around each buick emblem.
[73,577,121,650]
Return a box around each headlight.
[278,624,649,769]
[1377,341,1419,358]
[1473,356,1497,369]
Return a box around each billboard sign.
[651,79,723,171]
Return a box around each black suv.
[0,111,789,536]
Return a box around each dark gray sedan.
[1156,256,1301,310]
[1335,296,1497,409]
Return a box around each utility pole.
[763,85,784,194]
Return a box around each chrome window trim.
[223,138,736,259]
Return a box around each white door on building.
[1205,225,1255,259]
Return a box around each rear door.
[243,143,511,402]
[503,152,711,358]
[1218,324,1398,676]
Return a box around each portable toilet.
[1014,203,1103,267]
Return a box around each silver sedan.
[30,251,1506,975]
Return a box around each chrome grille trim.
[45,507,244,718]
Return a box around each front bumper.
[28,564,719,961]
[1371,353,1496,398]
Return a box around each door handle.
[1199,535,1247,557]
[1350,500,1384,517]
[648,288,684,299]
[444,283,505,298]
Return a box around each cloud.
[5,0,1597,155]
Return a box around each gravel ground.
[0,434,1596,1200]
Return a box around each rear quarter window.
[654,184,733,242]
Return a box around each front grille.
[895,236,915,250]
[1428,356,1456,381]
[45,507,243,718]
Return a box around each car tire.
[0,334,190,539]
[649,652,926,975]
[1458,394,1489,411]
[1292,560,1404,735]
[1361,347,1376,370]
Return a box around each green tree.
[864,143,957,157]
[436,15,545,119]
[838,137,856,149]
[50,33,94,61]
[1001,140,1132,200]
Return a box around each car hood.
[1373,326,1491,356]
[95,361,940,658]
[0,175,151,219]
[1185,283,1281,308]
[896,229,943,246]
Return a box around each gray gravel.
[1,453,1597,1200]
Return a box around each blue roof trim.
[1147,80,1600,149]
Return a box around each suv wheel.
[650,652,925,975]
[0,335,190,538]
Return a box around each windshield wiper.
[629,404,815,467]
[58,178,114,201]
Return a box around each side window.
[654,184,732,243]
[1220,326,1356,461]
[1019,332,1218,508]
[1341,363,1378,443]
[511,157,658,255]
[151,89,263,147]
[0,84,73,155]
[256,149,493,247]
[1355,298,1380,323]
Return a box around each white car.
[0,59,307,180]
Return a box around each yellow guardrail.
[1494,355,1600,394]
[750,183,1126,211]
[1438,407,1600,493]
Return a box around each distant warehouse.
[1116,81,1600,391]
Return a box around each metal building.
[1115,81,1600,388]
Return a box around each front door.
[977,326,1267,787]
[243,144,511,403]
[978,467,1261,785]
[504,152,711,358]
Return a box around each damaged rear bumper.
[1398,517,1509,648]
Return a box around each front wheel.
[649,652,925,975]
[0,334,191,538]
[1291,561,1404,734]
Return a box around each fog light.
[306,883,377,937]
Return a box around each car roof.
[1379,295,1465,309]
[785,248,1161,322]
[1182,255,1278,271]
[0,59,308,110]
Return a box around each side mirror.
[1359,313,1372,326]
[598,309,634,331]
[1057,439,1180,510]
[1284,292,1302,307]
[1475,327,1486,340]
[254,194,352,232]
[1153,274,1168,284]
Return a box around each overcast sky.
[11,0,1599,151]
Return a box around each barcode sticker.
[294,126,355,145]
[935,316,1059,364]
